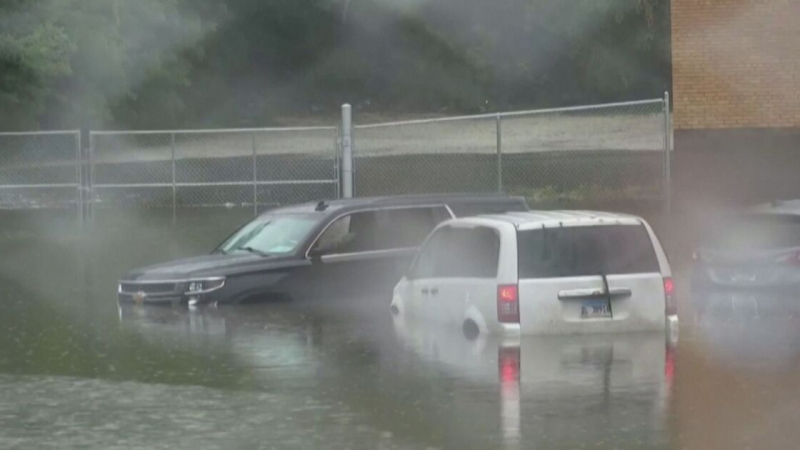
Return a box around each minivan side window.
[312,206,450,255]
[412,226,500,279]
[517,224,660,278]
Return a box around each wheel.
[462,320,480,340]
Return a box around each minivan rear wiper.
[600,273,614,319]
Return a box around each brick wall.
[671,0,800,130]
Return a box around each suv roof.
[474,210,643,230]
[265,193,526,216]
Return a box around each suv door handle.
[430,287,439,296]
[421,288,430,295]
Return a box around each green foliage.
[0,2,75,129]
[0,0,671,130]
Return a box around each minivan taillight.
[497,285,519,323]
[664,277,677,316]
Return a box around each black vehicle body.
[692,200,800,291]
[118,193,529,306]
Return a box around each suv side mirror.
[308,247,326,261]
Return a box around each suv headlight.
[185,277,226,295]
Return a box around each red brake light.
[664,278,675,296]
[499,285,518,302]
[497,285,519,323]
[664,277,677,316]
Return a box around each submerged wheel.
[462,320,480,340]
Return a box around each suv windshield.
[517,224,660,278]
[217,214,321,256]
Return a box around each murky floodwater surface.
[2,218,800,449]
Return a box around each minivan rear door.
[516,224,665,334]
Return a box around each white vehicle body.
[391,211,676,335]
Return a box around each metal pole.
[334,126,341,199]
[663,91,671,215]
[88,133,95,224]
[341,104,353,198]
[75,132,83,228]
[496,114,503,192]
[252,131,258,216]
[171,133,176,225]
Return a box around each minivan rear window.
[517,224,659,278]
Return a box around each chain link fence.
[0,97,671,228]
[0,131,82,213]
[89,127,339,219]
[353,98,669,208]
[353,116,500,195]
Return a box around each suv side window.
[412,226,500,279]
[374,206,451,249]
[313,206,450,255]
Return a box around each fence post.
[334,126,341,199]
[663,91,671,215]
[341,104,353,198]
[75,131,83,227]
[252,131,258,216]
[496,113,503,192]
[88,132,95,224]
[171,132,176,225]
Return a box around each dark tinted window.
[413,226,500,279]
[517,225,659,278]
[375,207,451,249]
[313,207,449,254]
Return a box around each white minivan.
[391,211,677,335]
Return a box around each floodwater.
[2,211,800,449]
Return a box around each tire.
[462,320,480,340]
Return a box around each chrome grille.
[120,282,179,295]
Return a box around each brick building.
[671,0,800,206]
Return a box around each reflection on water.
[393,315,674,449]
[689,288,800,370]
[675,286,800,450]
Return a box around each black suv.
[118,193,528,306]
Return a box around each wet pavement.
[2,217,800,449]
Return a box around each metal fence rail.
[0,130,82,216]
[353,96,670,207]
[89,127,339,220]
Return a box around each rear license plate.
[581,300,612,319]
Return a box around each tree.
[0,1,75,130]
[0,0,671,130]
[0,0,214,130]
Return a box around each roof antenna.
[315,201,328,212]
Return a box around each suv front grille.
[120,282,179,295]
